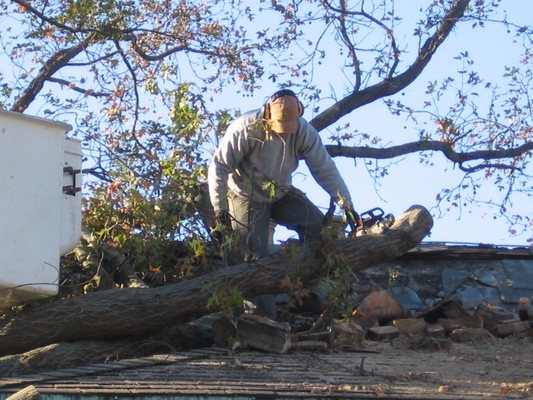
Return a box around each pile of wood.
[222,290,533,355]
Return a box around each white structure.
[0,110,82,306]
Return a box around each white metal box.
[0,110,82,306]
[60,138,83,255]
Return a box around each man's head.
[265,89,303,134]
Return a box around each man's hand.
[211,210,233,243]
[344,206,362,236]
[216,210,232,226]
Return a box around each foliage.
[82,86,210,273]
[0,0,531,277]
[205,281,244,316]
[319,227,359,319]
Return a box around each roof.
[353,242,533,313]
[1,342,532,399]
[1,242,532,399]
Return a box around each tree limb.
[311,0,470,131]
[0,206,432,356]
[47,77,109,98]
[326,140,533,170]
[11,35,96,113]
[13,0,78,34]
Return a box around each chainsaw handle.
[345,207,362,236]
[360,207,385,222]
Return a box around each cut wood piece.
[5,385,41,400]
[417,299,471,322]
[392,318,427,335]
[426,324,445,338]
[296,331,331,342]
[450,328,494,342]
[291,340,329,352]
[474,303,518,329]
[439,315,483,334]
[518,297,533,321]
[306,308,333,333]
[488,321,530,338]
[212,313,237,347]
[331,319,365,350]
[236,313,291,354]
[0,205,433,357]
[353,288,408,323]
[366,325,400,341]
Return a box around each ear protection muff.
[263,89,304,119]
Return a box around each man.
[208,88,358,263]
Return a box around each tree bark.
[0,205,432,357]
[5,385,41,400]
[0,314,217,377]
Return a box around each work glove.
[343,206,362,237]
[211,210,233,244]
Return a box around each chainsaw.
[324,199,395,237]
[351,206,395,236]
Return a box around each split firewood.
[236,313,291,354]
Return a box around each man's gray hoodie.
[208,109,352,213]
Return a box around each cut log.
[236,313,291,353]
[0,340,137,377]
[5,385,41,400]
[331,319,365,349]
[0,205,432,356]
[291,340,329,352]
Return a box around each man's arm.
[207,121,249,213]
[298,122,353,208]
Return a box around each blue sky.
[2,1,530,246]
[243,1,532,247]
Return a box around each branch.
[326,140,533,171]
[324,0,400,81]
[47,77,109,98]
[13,0,78,34]
[11,35,96,113]
[328,1,362,90]
[83,167,113,183]
[311,0,470,131]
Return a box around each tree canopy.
[0,0,531,274]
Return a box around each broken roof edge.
[404,241,533,260]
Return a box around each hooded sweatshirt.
[208,109,352,213]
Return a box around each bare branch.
[311,0,470,131]
[11,34,96,112]
[47,77,109,98]
[326,140,533,172]
[111,39,146,154]
[324,0,400,81]
[327,0,362,90]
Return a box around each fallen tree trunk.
[0,205,432,356]
[0,314,218,376]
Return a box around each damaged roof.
[0,242,532,399]
[364,241,533,313]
